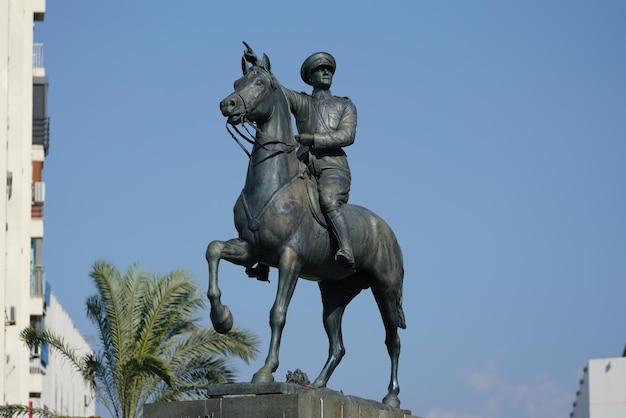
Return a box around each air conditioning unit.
[5,306,16,326]
[33,181,45,206]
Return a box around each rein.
[226,121,254,158]
[224,67,297,158]
[225,111,297,159]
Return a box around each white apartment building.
[570,348,626,418]
[1,1,96,415]
[40,293,95,417]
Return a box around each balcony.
[33,0,46,21]
[31,265,45,297]
[32,117,50,155]
[33,43,44,68]
[32,68,50,155]
[29,356,45,394]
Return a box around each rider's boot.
[245,263,270,282]
[327,209,355,271]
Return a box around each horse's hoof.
[252,368,275,383]
[210,305,233,334]
[311,378,327,388]
[382,393,400,408]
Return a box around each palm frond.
[0,404,77,418]
[89,261,126,366]
[169,327,259,365]
[135,270,200,356]
[38,260,261,418]
[150,356,229,402]
[20,327,90,380]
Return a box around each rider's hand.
[295,133,315,146]
[244,50,258,65]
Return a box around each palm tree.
[20,260,259,418]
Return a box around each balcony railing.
[31,265,45,296]
[30,352,47,375]
[33,43,44,69]
[32,117,50,155]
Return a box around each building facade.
[570,350,626,418]
[1,1,96,415]
[40,293,95,417]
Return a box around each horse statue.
[206,44,407,408]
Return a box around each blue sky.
[36,1,625,417]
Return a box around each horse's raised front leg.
[206,238,255,334]
[252,247,301,383]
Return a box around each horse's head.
[220,47,278,127]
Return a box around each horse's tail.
[397,294,407,329]
[396,273,407,329]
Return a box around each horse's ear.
[241,56,251,75]
[262,53,271,73]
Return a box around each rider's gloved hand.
[295,133,314,146]
[244,50,258,65]
[243,42,259,65]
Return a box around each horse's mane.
[253,65,291,126]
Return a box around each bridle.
[225,69,297,159]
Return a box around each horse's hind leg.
[312,279,362,388]
[372,282,405,408]
[206,238,255,334]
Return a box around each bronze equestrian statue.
[206,43,406,408]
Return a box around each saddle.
[301,164,328,230]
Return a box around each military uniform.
[283,88,356,212]
[283,52,357,269]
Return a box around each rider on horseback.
[245,50,357,282]
[286,52,357,270]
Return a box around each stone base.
[144,382,419,417]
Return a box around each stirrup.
[335,248,355,270]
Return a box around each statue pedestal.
[144,382,419,417]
